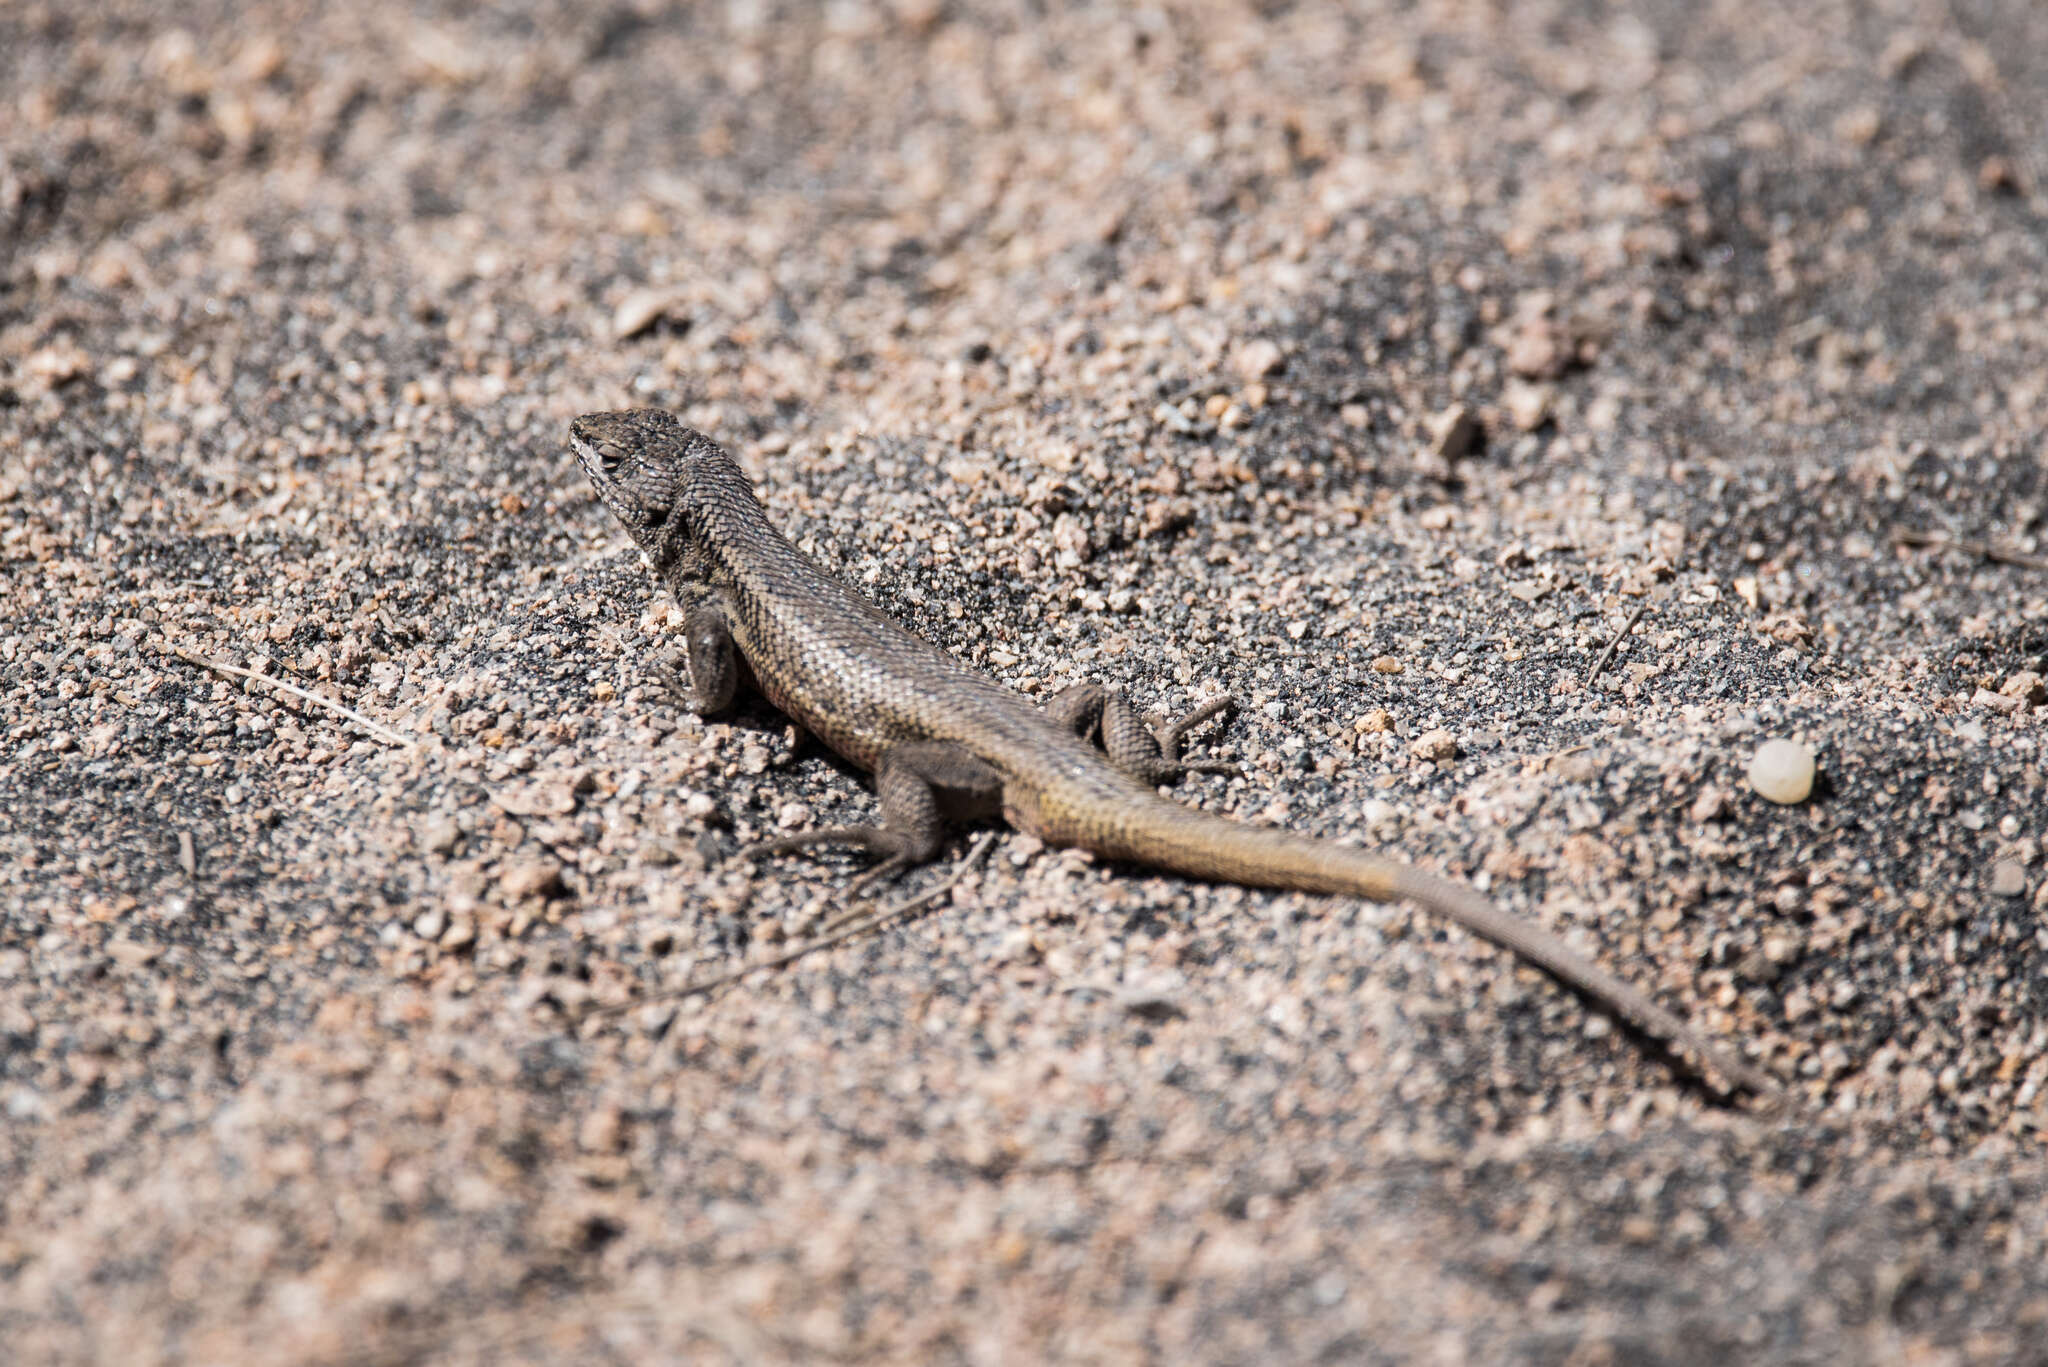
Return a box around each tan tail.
[1104,797,1783,1103]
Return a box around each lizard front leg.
[652,601,746,714]
[1045,682,1237,784]
[746,740,1004,898]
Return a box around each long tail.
[1101,795,1783,1103]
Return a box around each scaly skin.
[571,409,1781,1103]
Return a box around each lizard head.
[569,409,722,572]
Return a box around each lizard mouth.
[566,427,617,474]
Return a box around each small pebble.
[500,859,565,900]
[1989,861,2027,899]
[1231,337,1283,379]
[611,286,686,340]
[1427,403,1479,462]
[1408,729,1459,762]
[1972,687,2023,715]
[1748,739,1816,805]
[2000,670,2045,704]
[105,938,162,969]
[418,815,460,855]
[997,929,1040,964]
[1503,379,1552,431]
[1117,972,1185,1020]
[577,1104,625,1154]
[1763,933,1804,965]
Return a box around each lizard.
[569,408,1782,1103]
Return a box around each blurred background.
[5,3,2048,1363]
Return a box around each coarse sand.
[4,3,2048,1362]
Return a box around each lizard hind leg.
[1050,680,1237,784]
[1042,680,1106,742]
[743,741,1004,895]
[1146,695,1237,776]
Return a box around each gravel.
[4,2,2048,1363]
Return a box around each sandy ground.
[5,1,2048,1362]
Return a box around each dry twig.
[1586,600,1651,687]
[160,644,415,748]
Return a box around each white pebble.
[1748,739,1815,805]
[611,286,685,340]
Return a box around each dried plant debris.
[4,2,2048,1363]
